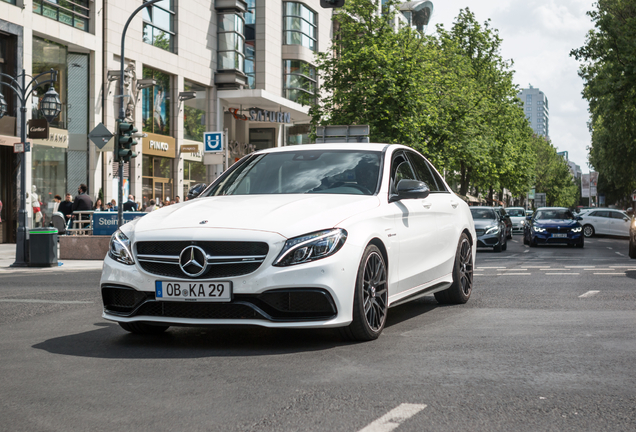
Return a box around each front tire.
[629,238,636,259]
[435,233,473,304]
[583,225,595,238]
[119,322,169,334]
[341,245,388,341]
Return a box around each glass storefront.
[32,37,67,129]
[183,160,206,198]
[183,81,207,141]
[32,144,67,224]
[142,67,171,135]
[142,155,174,204]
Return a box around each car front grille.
[546,227,569,234]
[475,229,486,236]
[135,241,269,279]
[102,286,338,322]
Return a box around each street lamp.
[0,68,60,267]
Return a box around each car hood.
[473,219,498,229]
[533,219,579,227]
[132,194,380,238]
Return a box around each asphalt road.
[0,234,635,432]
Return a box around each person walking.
[72,184,93,231]
[122,195,137,212]
[145,199,157,212]
[58,193,74,229]
[53,195,62,214]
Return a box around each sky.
[428,0,595,173]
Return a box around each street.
[0,235,635,432]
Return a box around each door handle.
[423,202,432,209]
[450,201,459,209]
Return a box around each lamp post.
[116,0,161,227]
[0,68,61,267]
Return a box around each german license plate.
[155,281,232,302]
[552,233,568,238]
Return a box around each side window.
[390,153,416,194]
[597,211,610,218]
[406,151,439,191]
[588,211,598,217]
[611,211,626,219]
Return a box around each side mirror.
[576,216,583,221]
[187,183,207,200]
[526,216,533,221]
[390,180,430,202]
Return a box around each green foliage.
[184,105,205,142]
[571,0,636,201]
[533,136,579,207]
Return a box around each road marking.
[579,290,600,298]
[540,268,554,271]
[473,274,484,276]
[586,268,615,271]
[593,273,625,275]
[607,247,613,250]
[0,299,93,304]
[358,403,427,432]
[523,250,529,253]
[526,266,547,268]
[565,266,589,268]
[478,267,507,269]
[512,240,519,243]
[616,252,625,257]
[496,273,532,276]
[546,273,579,275]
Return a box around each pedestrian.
[72,184,93,230]
[53,195,62,213]
[58,193,74,229]
[145,199,157,212]
[110,199,117,211]
[175,196,181,203]
[0,198,2,223]
[123,194,137,212]
[93,198,104,211]
[105,202,112,211]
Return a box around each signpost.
[535,193,546,208]
[88,123,114,149]
[315,125,370,143]
[13,142,24,153]
[204,131,224,152]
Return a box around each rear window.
[506,209,525,217]
[535,209,574,220]
[470,208,496,219]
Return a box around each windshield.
[205,150,382,196]
[535,209,574,220]
[506,209,525,217]
[470,208,496,220]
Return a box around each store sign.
[180,144,199,153]
[142,132,176,158]
[32,127,69,148]
[92,212,146,236]
[27,119,49,139]
[249,109,291,123]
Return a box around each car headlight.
[273,229,347,267]
[571,227,582,233]
[109,230,134,265]
[533,225,546,233]
[485,226,499,235]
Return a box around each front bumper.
[476,233,502,248]
[531,231,583,245]
[100,238,362,329]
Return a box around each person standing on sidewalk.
[72,184,93,231]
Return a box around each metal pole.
[117,0,161,227]
[12,71,28,266]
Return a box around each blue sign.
[92,212,147,236]
[204,131,223,152]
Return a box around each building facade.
[0,0,333,243]
[519,85,549,138]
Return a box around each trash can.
[29,228,58,267]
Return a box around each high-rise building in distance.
[519,85,549,138]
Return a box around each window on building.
[245,0,256,88]
[283,59,316,104]
[2,0,17,5]
[526,107,531,111]
[283,2,317,52]
[183,81,207,142]
[142,0,175,52]
[141,67,171,136]
[33,0,89,32]
[218,13,245,72]
[32,37,68,130]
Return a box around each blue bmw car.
[523,207,584,248]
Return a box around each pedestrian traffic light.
[320,0,345,8]
[115,120,138,163]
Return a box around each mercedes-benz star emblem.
[200,220,208,225]
[179,245,208,277]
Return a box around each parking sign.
[204,132,224,152]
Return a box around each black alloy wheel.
[583,225,595,238]
[342,245,388,341]
[435,233,473,304]
[629,238,636,259]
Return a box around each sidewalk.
[0,243,104,272]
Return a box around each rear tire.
[523,234,529,245]
[435,233,473,304]
[502,238,508,251]
[629,239,636,259]
[119,322,169,334]
[576,238,585,249]
[583,225,595,238]
[340,245,388,342]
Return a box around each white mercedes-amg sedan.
[101,143,476,341]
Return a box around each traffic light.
[115,120,138,163]
[320,0,345,8]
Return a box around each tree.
[571,0,636,201]
[532,136,579,207]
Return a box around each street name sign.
[204,131,223,152]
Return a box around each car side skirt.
[388,273,453,307]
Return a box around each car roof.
[254,143,396,154]
[536,207,569,211]
[469,206,496,210]
[505,207,525,209]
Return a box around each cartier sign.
[27,119,49,139]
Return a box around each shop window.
[286,124,311,145]
[183,81,207,142]
[141,67,171,136]
[283,2,317,52]
[218,13,245,72]
[283,59,316,104]
[183,160,207,197]
[142,0,176,52]
[33,0,89,32]
[32,37,68,130]
[245,0,256,88]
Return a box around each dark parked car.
[523,207,584,248]
[495,207,513,239]
[470,206,507,252]
[629,216,636,258]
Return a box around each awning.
[217,89,311,124]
